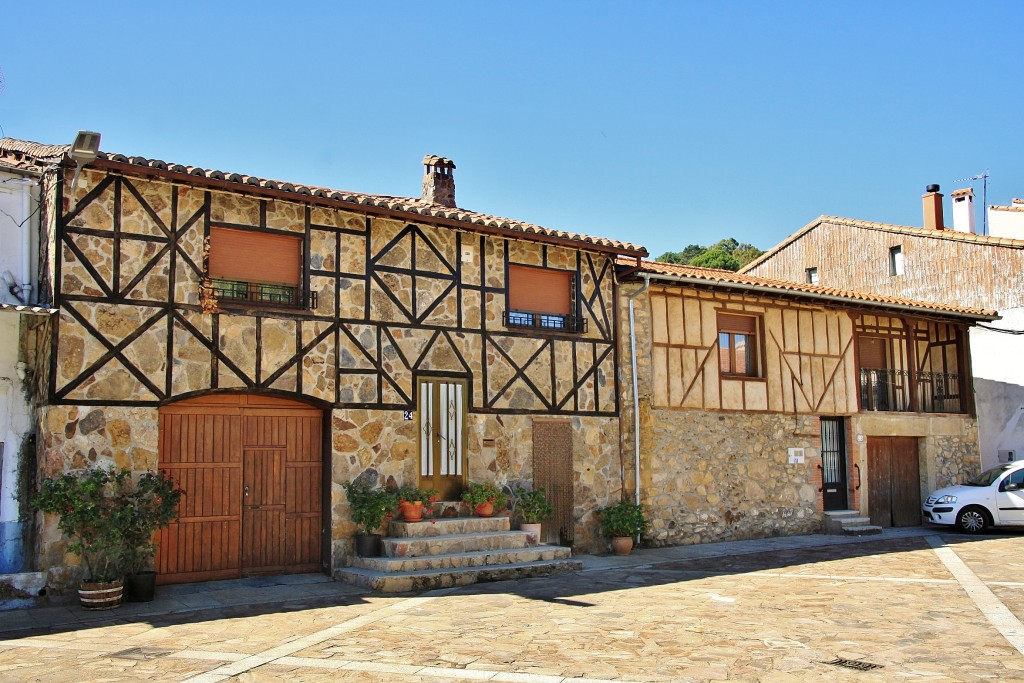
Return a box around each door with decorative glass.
[418,378,467,500]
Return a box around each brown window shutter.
[208,227,301,286]
[508,265,571,315]
[859,337,887,368]
[717,313,757,334]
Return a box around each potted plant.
[461,481,509,518]
[31,467,132,609]
[599,500,649,556]
[513,486,554,543]
[343,481,398,556]
[395,486,437,522]
[120,470,183,601]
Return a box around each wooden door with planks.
[156,394,323,584]
[866,436,921,528]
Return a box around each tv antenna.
[954,171,989,235]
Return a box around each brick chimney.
[421,155,456,207]
[950,188,975,233]
[922,184,944,230]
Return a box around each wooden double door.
[867,436,921,527]
[155,395,323,584]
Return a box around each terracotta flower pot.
[474,502,494,517]
[400,500,424,522]
[610,536,634,556]
[520,522,542,544]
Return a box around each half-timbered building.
[3,136,646,589]
[616,260,996,543]
[742,186,1024,471]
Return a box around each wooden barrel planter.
[78,579,124,610]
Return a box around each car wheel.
[956,506,990,534]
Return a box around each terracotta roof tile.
[740,215,1024,273]
[620,258,998,321]
[0,137,645,256]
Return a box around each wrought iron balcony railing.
[503,309,587,334]
[859,368,964,414]
[203,278,316,310]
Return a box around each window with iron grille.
[204,227,314,309]
[505,264,585,333]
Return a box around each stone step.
[357,544,573,573]
[388,516,511,538]
[823,510,863,519]
[823,510,881,535]
[336,557,583,593]
[385,530,533,558]
[840,524,884,536]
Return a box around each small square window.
[717,312,761,378]
[806,267,819,284]
[889,246,904,276]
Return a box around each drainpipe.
[627,275,650,507]
[21,181,33,304]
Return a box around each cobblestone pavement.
[2,527,1024,682]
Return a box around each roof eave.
[632,270,1000,323]
[87,158,648,258]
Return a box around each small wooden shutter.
[508,265,571,315]
[860,337,887,369]
[717,313,757,334]
[209,227,301,286]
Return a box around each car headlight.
[934,495,957,504]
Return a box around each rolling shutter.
[508,265,571,315]
[717,313,757,334]
[209,227,301,286]
[860,337,887,369]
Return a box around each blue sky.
[3,1,1021,257]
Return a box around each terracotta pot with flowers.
[512,486,554,543]
[396,486,437,522]
[343,481,399,557]
[461,481,509,517]
[32,467,132,609]
[599,500,649,556]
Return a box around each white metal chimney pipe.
[21,181,32,304]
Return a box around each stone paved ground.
[2,529,1024,682]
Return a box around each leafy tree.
[654,237,763,272]
[690,248,740,270]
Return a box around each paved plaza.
[2,527,1023,682]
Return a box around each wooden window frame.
[806,267,818,284]
[205,226,313,310]
[889,245,904,277]
[717,312,763,379]
[504,264,585,334]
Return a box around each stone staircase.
[335,515,581,593]
[824,510,883,536]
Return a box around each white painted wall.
[988,205,1024,240]
[0,170,36,572]
[972,307,1024,470]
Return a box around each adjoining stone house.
[742,186,1024,471]
[1,135,649,589]
[615,259,996,542]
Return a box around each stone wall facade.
[638,407,823,545]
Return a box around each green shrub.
[513,486,554,524]
[599,500,648,538]
[461,481,508,509]
[342,481,399,534]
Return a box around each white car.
[923,461,1024,533]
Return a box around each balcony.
[203,278,316,310]
[859,368,965,414]
[503,309,587,334]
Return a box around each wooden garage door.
[867,436,921,528]
[155,394,322,584]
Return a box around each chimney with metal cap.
[950,188,975,233]
[922,184,944,230]
[421,155,456,207]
